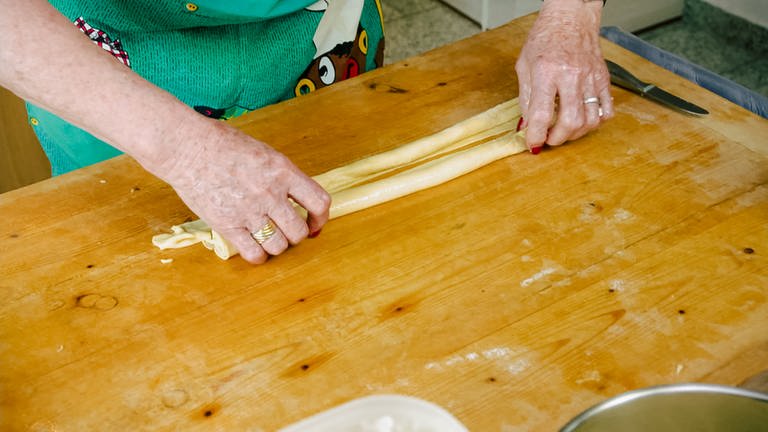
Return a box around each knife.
[605,60,709,116]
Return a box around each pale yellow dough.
[313,99,521,193]
[152,99,526,260]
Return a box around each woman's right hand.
[156,119,331,264]
[1,0,330,264]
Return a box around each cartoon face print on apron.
[294,0,385,97]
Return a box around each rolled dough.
[152,99,525,260]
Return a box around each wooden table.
[2,14,767,431]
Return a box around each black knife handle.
[606,60,648,94]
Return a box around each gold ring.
[583,96,600,105]
[250,220,277,245]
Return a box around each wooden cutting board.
[1,14,766,431]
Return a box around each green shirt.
[29,0,385,175]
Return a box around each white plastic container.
[278,395,469,432]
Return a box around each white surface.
[278,395,469,432]
[440,0,684,32]
[602,0,684,32]
[441,0,540,30]
[702,0,768,28]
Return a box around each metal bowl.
[560,383,768,432]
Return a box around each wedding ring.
[583,96,600,105]
[250,219,277,245]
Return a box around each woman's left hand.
[515,0,614,152]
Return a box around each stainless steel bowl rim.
[560,383,768,432]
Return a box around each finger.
[518,82,532,121]
[594,62,615,120]
[519,82,532,116]
[219,227,269,264]
[289,175,331,235]
[546,76,584,146]
[598,84,614,120]
[581,77,602,136]
[252,218,289,256]
[515,59,532,116]
[269,200,309,245]
[517,71,531,117]
[525,78,557,150]
[515,68,530,137]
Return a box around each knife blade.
[606,60,709,116]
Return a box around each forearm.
[0,0,331,265]
[0,0,210,178]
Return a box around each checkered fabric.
[74,16,131,67]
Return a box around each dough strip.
[153,100,527,260]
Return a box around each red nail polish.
[530,146,542,155]
[308,229,322,239]
[516,117,525,132]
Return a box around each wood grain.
[1,14,766,432]
[0,86,50,193]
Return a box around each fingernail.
[530,146,542,155]
[308,229,322,239]
[516,117,525,132]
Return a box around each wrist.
[540,0,603,28]
[131,107,214,184]
[543,0,604,10]
[543,0,604,5]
